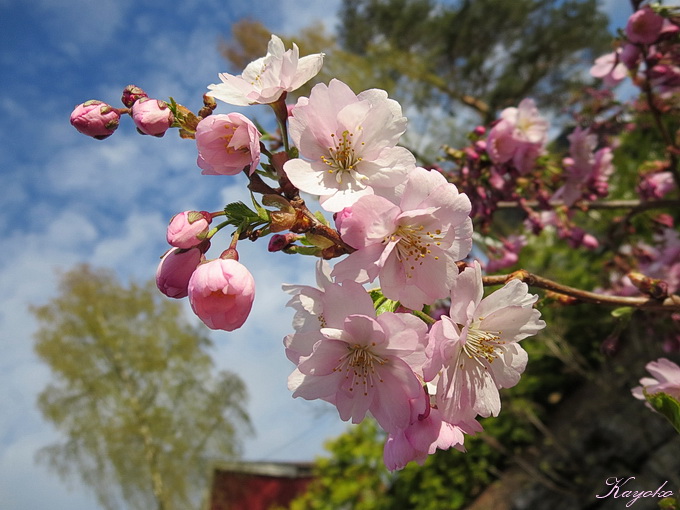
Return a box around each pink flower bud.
[121,84,148,108]
[626,6,664,45]
[131,98,174,137]
[620,43,641,70]
[268,233,300,252]
[70,100,120,140]
[473,125,486,136]
[188,258,256,331]
[156,246,204,299]
[334,206,354,233]
[195,113,262,176]
[166,211,212,249]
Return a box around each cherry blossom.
[383,407,476,471]
[553,127,614,206]
[207,35,324,106]
[282,260,374,364]
[639,171,676,200]
[425,262,545,421]
[283,79,416,212]
[590,51,628,87]
[288,311,429,434]
[626,6,665,45]
[632,358,680,402]
[195,113,261,176]
[486,98,548,174]
[332,167,473,309]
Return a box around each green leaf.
[659,497,678,510]
[611,306,634,318]
[368,288,400,314]
[250,192,270,222]
[224,201,257,219]
[645,390,680,434]
[369,288,384,304]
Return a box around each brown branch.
[495,198,680,212]
[483,270,680,311]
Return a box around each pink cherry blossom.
[383,406,481,471]
[487,98,548,174]
[195,113,261,176]
[156,246,205,299]
[283,79,416,212]
[552,127,614,206]
[288,311,429,434]
[626,6,665,45]
[484,235,527,273]
[282,260,375,364]
[590,51,628,87]
[332,167,473,309]
[632,358,680,402]
[131,98,174,137]
[70,100,120,140]
[187,257,255,331]
[166,211,212,249]
[639,171,675,200]
[425,261,545,422]
[207,35,324,106]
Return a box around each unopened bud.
[268,233,300,252]
[121,85,148,108]
[627,271,669,299]
[166,211,212,249]
[70,100,120,140]
[219,247,239,261]
[131,98,174,137]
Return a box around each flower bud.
[188,258,256,331]
[166,211,212,249]
[156,246,205,299]
[70,100,120,140]
[121,85,148,108]
[131,98,174,137]
[626,6,664,45]
[268,233,300,252]
[195,113,261,175]
[627,271,669,300]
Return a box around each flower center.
[334,343,386,396]
[385,225,444,277]
[461,321,504,365]
[222,124,245,154]
[320,130,365,184]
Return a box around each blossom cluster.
[69,7,680,470]
[186,34,545,469]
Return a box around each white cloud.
[32,0,135,56]
[1,2,351,508]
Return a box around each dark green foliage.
[32,265,251,510]
[337,0,611,122]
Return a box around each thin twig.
[483,270,680,311]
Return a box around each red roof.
[208,461,315,510]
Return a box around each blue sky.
[0,1,648,509]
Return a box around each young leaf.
[645,390,680,434]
